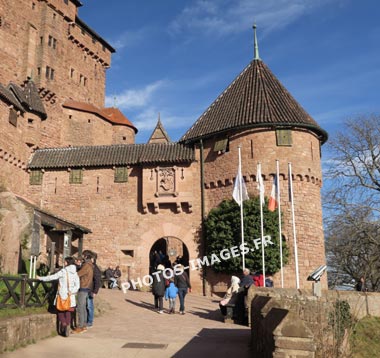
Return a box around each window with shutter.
[69,169,83,184]
[114,167,128,183]
[30,170,43,185]
[276,129,292,146]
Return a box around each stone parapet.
[0,313,55,353]
[248,287,380,357]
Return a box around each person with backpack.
[87,251,101,328]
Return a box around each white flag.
[233,168,249,206]
[257,163,265,204]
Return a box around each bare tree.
[324,114,380,291]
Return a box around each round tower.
[181,27,328,289]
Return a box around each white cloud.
[168,0,331,37]
[105,80,166,110]
[110,28,150,51]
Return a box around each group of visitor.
[219,268,274,322]
[37,249,102,337]
[152,264,191,315]
[104,264,122,289]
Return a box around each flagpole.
[288,162,300,289]
[238,146,246,270]
[258,162,266,286]
[276,160,284,288]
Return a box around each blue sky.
[79,0,380,158]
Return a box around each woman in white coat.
[219,275,241,316]
[37,256,80,337]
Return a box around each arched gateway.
[149,236,189,275]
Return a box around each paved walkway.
[2,289,251,358]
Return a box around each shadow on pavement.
[170,328,251,358]
[187,306,224,322]
[124,298,156,311]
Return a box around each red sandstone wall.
[27,162,204,292]
[201,128,326,289]
[0,0,112,148]
[62,108,113,146]
[112,125,136,145]
[0,102,36,194]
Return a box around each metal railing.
[0,274,55,309]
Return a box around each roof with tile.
[63,100,137,132]
[28,143,195,169]
[0,79,47,118]
[0,83,25,112]
[180,59,328,144]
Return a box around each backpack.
[92,264,102,294]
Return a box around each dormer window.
[213,138,229,154]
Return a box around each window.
[46,66,54,80]
[114,167,128,183]
[32,2,35,9]
[53,38,57,49]
[79,74,83,84]
[40,36,43,45]
[9,108,17,127]
[83,77,87,86]
[37,67,41,76]
[276,129,292,146]
[69,169,83,184]
[28,118,34,125]
[122,250,134,258]
[70,68,74,78]
[213,138,229,154]
[30,170,43,185]
[48,35,52,47]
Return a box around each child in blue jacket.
[165,280,179,314]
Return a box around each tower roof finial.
[253,23,260,60]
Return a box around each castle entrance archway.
[149,236,189,276]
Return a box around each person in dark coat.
[152,264,166,313]
[356,276,366,292]
[174,265,191,315]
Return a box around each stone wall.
[0,192,33,274]
[248,287,380,357]
[202,128,326,290]
[0,313,56,353]
[26,163,204,293]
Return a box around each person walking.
[152,264,166,313]
[37,256,80,337]
[73,251,93,333]
[87,251,101,328]
[165,279,178,314]
[174,265,191,315]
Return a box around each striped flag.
[268,175,278,211]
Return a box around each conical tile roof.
[180,59,327,143]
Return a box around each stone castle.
[0,0,328,292]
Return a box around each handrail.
[0,274,55,309]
